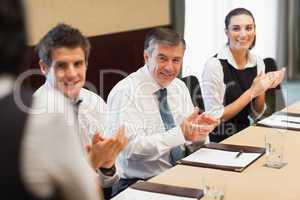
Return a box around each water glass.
[264,131,287,169]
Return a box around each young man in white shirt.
[35,23,128,199]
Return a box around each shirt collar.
[140,65,167,95]
[45,80,83,105]
[217,45,258,69]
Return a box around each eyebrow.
[231,24,254,27]
[157,53,167,57]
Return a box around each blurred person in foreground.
[0,0,102,199]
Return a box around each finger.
[257,71,263,77]
[186,107,200,121]
[190,124,214,135]
[190,130,209,141]
[85,144,92,153]
[91,133,101,145]
[115,126,126,138]
[112,136,126,150]
[196,113,217,124]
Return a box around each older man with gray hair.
[106,28,217,193]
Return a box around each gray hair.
[144,28,186,55]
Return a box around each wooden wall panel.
[25,0,171,45]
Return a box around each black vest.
[209,58,257,142]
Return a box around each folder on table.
[256,111,300,131]
[112,181,203,200]
[177,142,265,172]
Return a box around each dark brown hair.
[36,23,91,66]
[225,8,256,49]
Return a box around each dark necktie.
[156,88,184,165]
[73,98,84,147]
[73,98,83,115]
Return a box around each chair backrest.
[263,57,286,117]
[181,75,204,111]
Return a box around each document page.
[112,188,196,200]
[182,148,261,168]
[258,114,300,129]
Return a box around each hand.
[180,108,218,141]
[249,72,273,98]
[86,127,128,169]
[266,68,285,89]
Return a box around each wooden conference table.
[149,102,300,200]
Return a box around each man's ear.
[39,60,49,75]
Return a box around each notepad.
[257,112,300,131]
[111,181,203,200]
[112,188,196,200]
[183,148,261,168]
[177,143,265,172]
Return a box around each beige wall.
[25,0,171,45]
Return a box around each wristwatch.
[99,165,116,176]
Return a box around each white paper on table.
[182,148,261,168]
[258,114,300,129]
[111,188,196,200]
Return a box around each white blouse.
[200,45,266,118]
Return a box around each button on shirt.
[106,65,207,179]
[200,45,266,119]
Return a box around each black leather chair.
[263,57,286,117]
[180,75,205,111]
[181,75,206,153]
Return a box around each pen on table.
[281,119,300,125]
[235,150,244,159]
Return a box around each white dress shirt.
[34,82,118,187]
[200,45,266,119]
[106,65,207,179]
[0,75,101,200]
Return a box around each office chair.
[181,75,206,153]
[263,57,286,117]
[180,75,205,111]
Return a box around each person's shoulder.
[205,56,222,69]
[33,84,46,98]
[81,88,105,102]
[173,77,188,87]
[202,56,223,78]
[170,77,192,93]
[31,85,73,116]
[109,69,142,96]
[80,88,107,113]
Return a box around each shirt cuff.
[166,126,186,147]
[252,103,267,120]
[206,106,224,119]
[98,168,119,188]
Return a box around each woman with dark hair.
[201,8,284,142]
